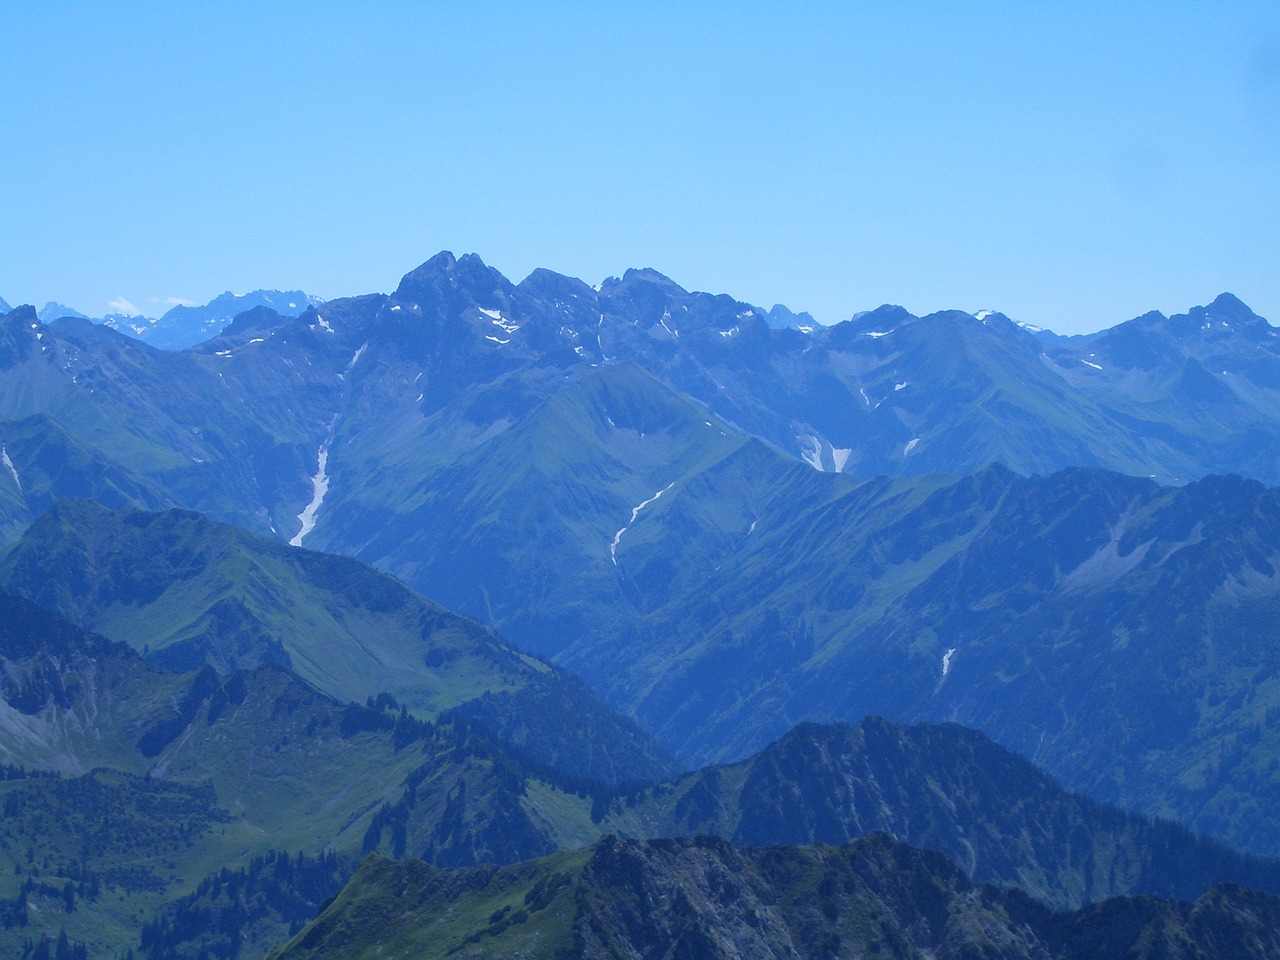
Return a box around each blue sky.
[2,1,1277,333]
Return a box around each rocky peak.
[393,251,514,309]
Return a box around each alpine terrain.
[2,253,1279,958]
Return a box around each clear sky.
[2,1,1277,333]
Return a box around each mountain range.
[3,253,1280,957]
[5,575,1279,956]
[31,290,324,351]
[5,259,1280,853]
[5,255,1279,547]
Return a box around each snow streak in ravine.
[610,482,676,565]
[291,438,333,547]
[1,445,20,492]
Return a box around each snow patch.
[485,335,509,345]
[610,482,676,565]
[864,330,891,338]
[596,313,610,361]
[315,316,334,333]
[719,326,739,338]
[904,438,920,455]
[801,437,851,472]
[247,338,265,345]
[894,381,909,391]
[481,308,520,334]
[346,343,367,372]
[1,445,21,492]
[800,435,824,471]
[657,309,679,339]
[290,437,333,547]
[390,305,401,312]
[941,647,956,677]
[1081,359,1102,370]
[975,310,993,321]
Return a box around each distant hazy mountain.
[114,289,325,349]
[9,290,325,352]
[34,299,158,335]
[36,301,90,322]
[764,302,817,329]
[98,310,158,337]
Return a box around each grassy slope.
[0,500,675,784]
[324,362,749,657]
[0,589,607,957]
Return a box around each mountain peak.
[856,303,915,325]
[765,304,817,330]
[1208,292,1253,317]
[619,267,686,293]
[393,251,511,305]
[517,267,596,301]
[38,301,90,323]
[220,306,287,338]
[1203,292,1270,332]
[1165,293,1270,340]
[1,304,38,326]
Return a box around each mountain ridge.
[270,835,1280,960]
